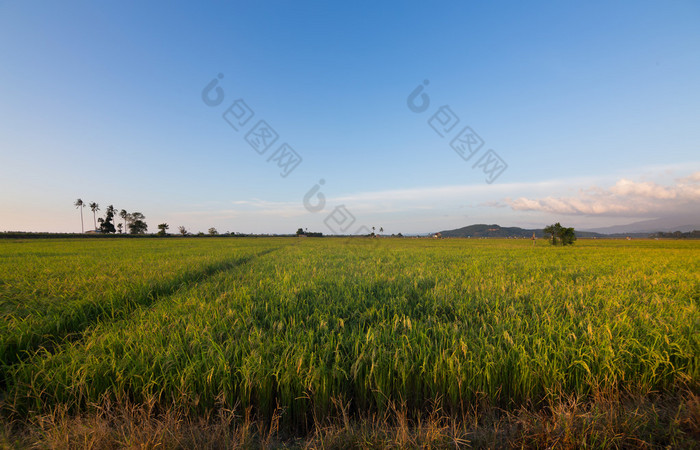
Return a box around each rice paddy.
[1,237,698,446]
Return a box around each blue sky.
[1,1,699,234]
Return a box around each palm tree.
[74,199,85,233]
[89,202,100,230]
[120,209,128,233]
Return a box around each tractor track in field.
[0,246,282,388]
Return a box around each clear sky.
[1,1,699,234]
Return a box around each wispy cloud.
[324,178,597,214]
[170,168,700,234]
[171,199,306,219]
[505,171,700,217]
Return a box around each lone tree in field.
[127,212,148,234]
[74,198,85,233]
[89,202,100,230]
[544,222,576,246]
[208,227,219,236]
[178,226,188,236]
[157,223,169,236]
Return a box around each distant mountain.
[583,215,700,234]
[435,223,689,239]
[440,224,534,238]
[438,224,610,239]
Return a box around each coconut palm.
[89,202,100,230]
[74,199,85,233]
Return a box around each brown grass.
[1,388,698,449]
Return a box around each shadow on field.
[0,247,280,383]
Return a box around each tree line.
[74,199,147,234]
[72,202,222,237]
[73,199,579,242]
[650,230,700,239]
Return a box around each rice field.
[1,237,698,445]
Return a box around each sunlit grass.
[1,237,698,440]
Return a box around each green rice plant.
[0,238,282,375]
[2,238,698,434]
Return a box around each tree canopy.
[543,222,576,246]
[127,212,148,235]
[157,223,169,236]
[98,205,117,234]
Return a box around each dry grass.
[2,388,697,449]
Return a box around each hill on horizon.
[582,215,700,234]
[438,224,647,239]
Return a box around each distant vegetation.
[73,199,147,234]
[651,230,700,239]
[439,223,700,239]
[296,227,323,237]
[543,222,576,246]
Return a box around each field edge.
[2,387,698,449]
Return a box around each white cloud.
[505,171,700,216]
[680,172,700,183]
